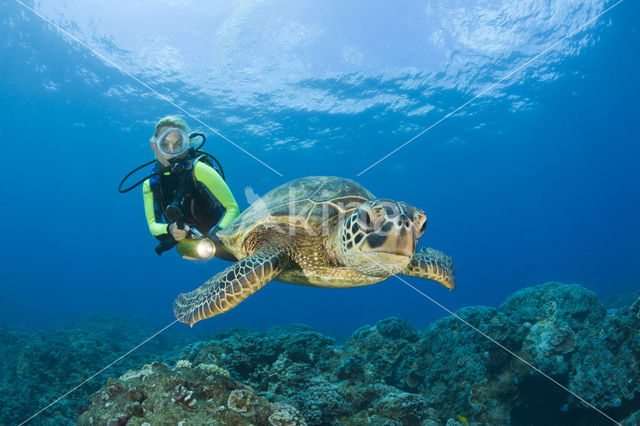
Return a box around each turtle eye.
[418,220,426,236]
[416,212,427,237]
[357,209,373,231]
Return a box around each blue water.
[1,0,638,344]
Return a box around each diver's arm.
[142,179,171,238]
[193,162,240,229]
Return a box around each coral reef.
[0,313,202,425]
[77,361,304,425]
[570,292,640,409]
[3,283,639,425]
[0,325,31,423]
[177,283,639,425]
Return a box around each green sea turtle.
[174,176,455,326]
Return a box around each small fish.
[418,392,425,397]
[457,415,468,424]
[611,397,622,407]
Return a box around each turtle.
[174,176,455,326]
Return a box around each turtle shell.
[217,176,374,257]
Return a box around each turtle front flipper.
[401,247,455,290]
[173,247,288,326]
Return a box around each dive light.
[176,227,216,260]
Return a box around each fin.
[173,247,287,326]
[401,247,455,290]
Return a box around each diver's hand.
[209,225,222,237]
[168,222,187,241]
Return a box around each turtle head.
[337,199,427,277]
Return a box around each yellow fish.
[457,415,468,424]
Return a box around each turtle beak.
[368,227,415,258]
[394,228,415,257]
[389,216,416,257]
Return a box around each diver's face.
[151,126,187,166]
[160,130,183,153]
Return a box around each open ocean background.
[0,3,639,423]
[2,0,638,339]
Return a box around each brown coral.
[268,403,307,426]
[227,388,259,417]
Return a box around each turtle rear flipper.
[173,246,288,326]
[401,247,455,290]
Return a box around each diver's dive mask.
[118,130,216,194]
[154,128,190,158]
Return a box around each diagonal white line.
[13,2,285,422]
[19,318,181,425]
[359,249,620,425]
[19,302,207,424]
[356,0,625,176]
[13,1,625,424]
[15,0,283,177]
[20,257,622,425]
[396,277,621,425]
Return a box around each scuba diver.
[120,116,240,261]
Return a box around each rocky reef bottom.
[3,282,639,425]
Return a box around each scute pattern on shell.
[218,176,374,255]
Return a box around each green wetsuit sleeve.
[194,161,240,229]
[143,179,169,237]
